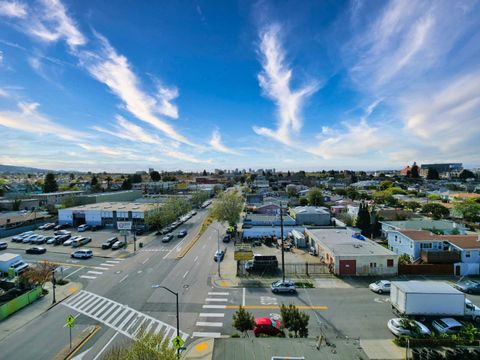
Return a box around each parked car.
[102,237,119,249]
[72,237,92,248]
[91,225,103,231]
[12,235,25,242]
[77,224,90,232]
[454,280,480,294]
[432,318,464,334]
[162,234,174,243]
[22,234,38,244]
[71,249,93,259]
[46,236,58,245]
[253,317,283,337]
[222,235,231,243]
[54,229,71,236]
[63,236,79,246]
[271,280,296,294]
[39,223,55,230]
[135,228,144,236]
[214,250,225,262]
[0,241,7,250]
[54,224,70,231]
[31,235,46,245]
[26,246,47,254]
[112,241,125,250]
[156,228,169,236]
[369,280,391,294]
[177,230,187,238]
[387,318,431,337]
[54,234,71,245]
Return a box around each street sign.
[117,221,132,230]
[172,336,185,349]
[66,314,75,328]
[234,243,253,261]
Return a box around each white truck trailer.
[0,253,29,275]
[391,281,480,322]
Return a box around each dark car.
[91,225,103,231]
[177,230,187,238]
[162,234,174,243]
[54,234,71,245]
[222,235,231,243]
[454,280,480,294]
[253,317,283,337]
[26,246,47,254]
[54,229,71,236]
[0,241,7,250]
[135,229,144,236]
[102,237,119,249]
[156,228,170,236]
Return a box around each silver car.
[271,280,296,294]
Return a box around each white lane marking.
[208,292,229,296]
[137,270,143,274]
[88,271,103,275]
[93,267,109,271]
[199,313,225,318]
[183,271,189,279]
[64,267,83,279]
[163,238,186,260]
[63,313,81,327]
[196,321,223,327]
[106,260,120,264]
[100,263,115,267]
[205,298,228,302]
[194,256,199,262]
[92,332,119,360]
[114,258,125,261]
[242,288,246,307]
[80,275,96,279]
[142,257,150,264]
[192,332,221,338]
[119,274,129,283]
[202,305,226,309]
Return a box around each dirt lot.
[4,227,143,258]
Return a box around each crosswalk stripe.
[118,311,136,331]
[192,332,222,338]
[74,294,94,308]
[199,313,225,318]
[80,275,97,279]
[84,298,103,313]
[106,260,120,264]
[100,263,115,267]
[207,292,229,296]
[93,267,109,270]
[196,321,223,327]
[202,305,226,309]
[105,306,123,323]
[114,258,125,261]
[153,323,164,335]
[205,298,228,302]
[88,271,103,275]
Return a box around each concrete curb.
[54,325,101,360]
[177,215,213,259]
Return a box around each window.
[395,235,398,242]
[370,262,377,268]
[466,251,471,258]
[387,259,394,267]
[420,243,432,249]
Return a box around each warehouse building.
[290,206,331,226]
[77,190,142,204]
[58,202,157,229]
[306,229,398,276]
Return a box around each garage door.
[339,260,356,275]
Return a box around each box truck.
[391,281,480,322]
[0,253,29,275]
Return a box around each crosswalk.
[79,259,123,280]
[63,290,189,343]
[192,291,230,338]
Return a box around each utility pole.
[52,270,56,304]
[152,285,180,358]
[133,223,137,252]
[215,228,221,277]
[280,202,285,282]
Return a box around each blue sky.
[0,0,479,172]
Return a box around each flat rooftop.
[63,202,158,212]
[392,281,462,294]
[307,228,397,256]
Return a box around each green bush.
[231,333,240,338]
[294,282,314,288]
[56,279,69,286]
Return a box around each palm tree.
[106,176,113,190]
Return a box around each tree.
[202,169,207,176]
[298,197,308,206]
[12,198,21,211]
[131,173,143,183]
[105,176,113,190]
[145,197,191,231]
[232,306,255,336]
[421,203,450,220]
[426,168,440,180]
[43,173,58,193]
[103,331,176,360]
[90,175,98,186]
[287,186,298,198]
[379,181,394,191]
[191,190,210,208]
[280,304,309,338]
[210,190,243,227]
[459,169,476,180]
[307,187,324,206]
[410,162,420,178]
[398,254,411,265]
[346,187,359,200]
[150,171,161,182]
[355,202,371,233]
[21,261,56,290]
[121,176,133,190]
[404,201,421,212]
[454,201,480,222]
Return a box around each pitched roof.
[397,230,480,249]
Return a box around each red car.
[253,317,283,337]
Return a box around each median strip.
[176,214,213,259]
[225,305,328,310]
[54,325,100,360]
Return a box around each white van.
[71,249,93,259]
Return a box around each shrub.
[56,279,69,286]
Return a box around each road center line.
[119,274,129,283]
[194,256,199,262]
[64,267,84,279]
[93,332,119,360]
[183,270,189,279]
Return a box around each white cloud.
[209,128,240,155]
[253,24,319,145]
[0,1,27,18]
[80,33,191,145]
[0,101,88,141]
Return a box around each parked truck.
[0,253,29,275]
[391,281,480,322]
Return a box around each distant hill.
[0,164,52,174]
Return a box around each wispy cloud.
[253,24,319,146]
[209,128,240,155]
[0,1,27,18]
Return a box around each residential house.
[380,219,467,237]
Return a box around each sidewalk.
[0,281,82,341]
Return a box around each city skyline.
[1,0,479,172]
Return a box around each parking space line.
[93,267,109,270]
[183,271,189,279]
[142,257,150,264]
[100,263,115,267]
[242,288,245,306]
[106,260,120,264]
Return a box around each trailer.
[0,253,29,275]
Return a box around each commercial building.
[306,229,398,276]
[290,206,331,226]
[33,191,84,206]
[77,190,142,204]
[58,202,157,229]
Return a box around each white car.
[31,235,46,244]
[22,234,38,244]
[63,236,79,246]
[77,224,90,232]
[71,249,93,259]
[387,318,431,337]
[369,280,391,294]
[432,318,463,334]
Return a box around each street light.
[213,227,221,277]
[280,202,285,283]
[151,285,180,357]
[52,269,56,304]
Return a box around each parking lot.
[3,226,142,258]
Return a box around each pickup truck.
[0,253,29,275]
